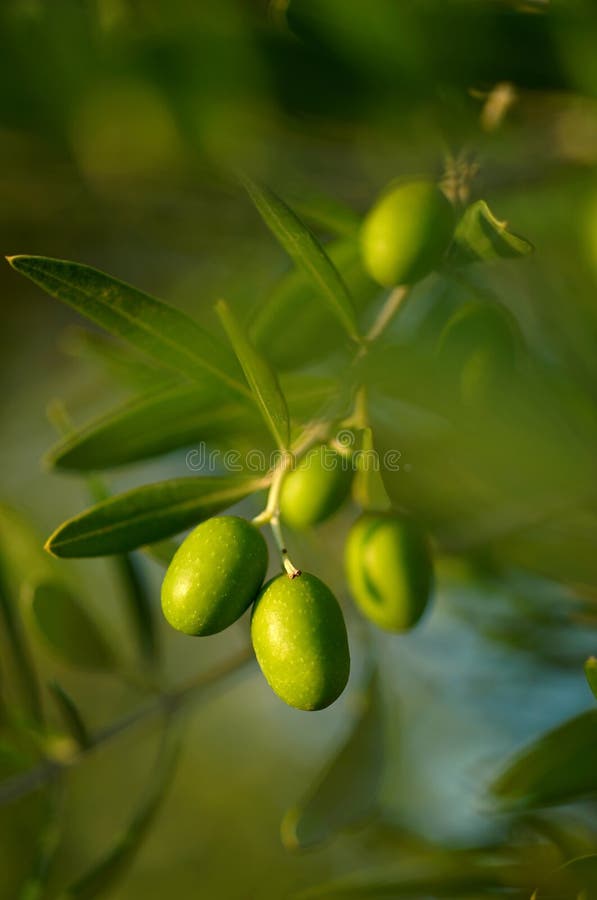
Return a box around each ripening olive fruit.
[251,573,350,711]
[161,516,267,636]
[360,180,455,287]
[436,300,521,406]
[345,513,433,632]
[280,444,353,530]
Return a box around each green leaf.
[285,191,361,239]
[240,176,361,343]
[45,476,262,558]
[7,255,250,399]
[216,299,290,451]
[62,326,173,391]
[48,682,91,749]
[585,658,597,702]
[45,384,262,472]
[251,238,379,371]
[60,735,179,900]
[23,580,117,671]
[491,709,597,810]
[450,200,534,264]
[281,674,383,850]
[293,853,508,898]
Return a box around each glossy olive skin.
[161,516,267,636]
[345,513,433,632]
[360,180,454,287]
[436,300,521,406]
[251,573,350,711]
[280,444,353,530]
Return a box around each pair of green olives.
[161,516,350,711]
[345,513,434,632]
[360,179,455,288]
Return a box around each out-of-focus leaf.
[252,238,379,371]
[285,191,361,238]
[22,580,116,671]
[585,658,597,701]
[281,674,383,850]
[60,735,179,900]
[18,793,64,900]
[351,427,391,512]
[61,326,174,391]
[45,476,263,558]
[293,853,510,898]
[534,854,597,898]
[491,709,597,810]
[48,682,90,749]
[112,554,157,666]
[450,200,534,265]
[140,539,179,568]
[45,384,261,472]
[241,176,361,342]
[7,255,250,399]
[216,299,290,451]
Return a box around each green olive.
[436,300,521,406]
[161,516,267,636]
[360,180,455,287]
[280,444,353,530]
[345,513,433,632]
[251,573,350,711]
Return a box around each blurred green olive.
[280,444,353,529]
[161,516,267,635]
[436,300,522,406]
[360,180,455,287]
[251,573,350,711]
[345,513,433,632]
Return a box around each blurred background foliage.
[1,0,597,898]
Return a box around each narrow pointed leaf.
[23,580,117,671]
[241,177,361,342]
[491,709,597,809]
[216,299,290,451]
[45,476,262,558]
[48,682,91,749]
[251,238,378,371]
[585,657,597,701]
[61,736,179,900]
[450,200,534,264]
[45,384,262,472]
[7,255,250,398]
[281,674,383,850]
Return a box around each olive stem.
[251,451,302,577]
[365,284,410,344]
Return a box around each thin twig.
[0,646,255,808]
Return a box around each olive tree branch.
[0,646,255,809]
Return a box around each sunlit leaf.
[23,580,117,671]
[585,658,597,702]
[216,299,290,451]
[281,674,383,849]
[491,709,597,810]
[48,682,90,749]
[7,255,250,399]
[252,238,379,371]
[450,200,534,264]
[60,735,179,900]
[240,176,361,342]
[45,476,263,558]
